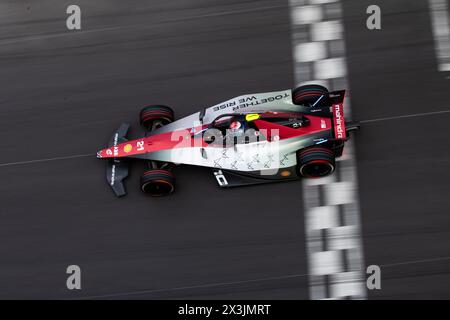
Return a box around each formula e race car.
[97,84,359,197]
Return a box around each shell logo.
[280,170,291,177]
[123,144,133,153]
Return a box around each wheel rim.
[301,160,334,177]
[142,180,173,196]
[143,117,171,129]
[151,119,165,131]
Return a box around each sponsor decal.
[321,119,327,129]
[214,170,228,186]
[212,93,290,112]
[333,104,346,139]
[110,164,116,186]
[280,170,291,177]
[113,133,119,156]
[123,144,133,153]
[136,140,145,151]
[106,149,112,156]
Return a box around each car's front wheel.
[140,105,174,130]
[298,147,335,178]
[140,169,175,196]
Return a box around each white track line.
[0,5,285,47]
[0,109,447,169]
[74,273,310,300]
[0,154,92,167]
[379,255,450,268]
[74,255,450,299]
[290,0,366,299]
[360,109,450,123]
[429,0,450,72]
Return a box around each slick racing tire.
[292,84,328,106]
[140,169,175,196]
[140,105,174,130]
[298,147,335,178]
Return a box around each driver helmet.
[229,121,242,131]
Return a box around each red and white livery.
[97,84,359,197]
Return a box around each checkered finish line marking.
[429,0,450,72]
[289,0,367,299]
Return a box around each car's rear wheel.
[298,147,335,178]
[292,84,329,106]
[140,105,174,130]
[140,169,175,196]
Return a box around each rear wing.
[328,90,360,139]
[105,123,130,197]
[332,103,346,140]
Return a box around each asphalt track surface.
[0,0,449,299]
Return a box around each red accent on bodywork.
[260,111,303,119]
[98,124,209,159]
[98,112,334,158]
[332,103,346,140]
[254,116,331,141]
